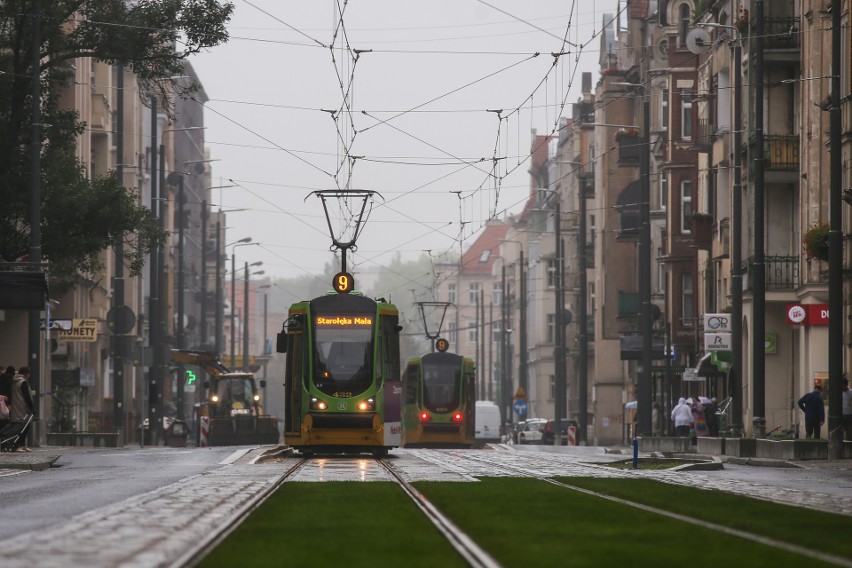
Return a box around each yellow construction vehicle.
[170,349,280,446]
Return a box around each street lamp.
[500,239,526,423]
[230,251,260,369]
[243,266,265,372]
[696,21,744,436]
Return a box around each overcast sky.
[189,1,620,283]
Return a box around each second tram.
[401,341,476,448]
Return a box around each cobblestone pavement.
[0,444,850,567]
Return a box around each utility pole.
[27,0,43,429]
[638,78,652,438]
[200,201,208,350]
[518,249,527,393]
[578,172,588,444]
[214,221,222,356]
[111,64,126,437]
[554,199,565,446]
[827,0,843,459]
[730,26,744,437]
[243,262,250,371]
[752,0,766,436]
[176,175,185,420]
[148,97,161,445]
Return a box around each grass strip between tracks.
[415,477,846,567]
[197,482,468,568]
[199,477,847,567]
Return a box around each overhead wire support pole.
[752,0,766,435]
[639,78,652,439]
[827,0,843,459]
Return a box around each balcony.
[764,18,800,51]
[764,135,799,170]
[89,93,110,132]
[573,101,595,125]
[745,255,799,291]
[617,290,639,319]
[617,135,641,166]
[692,119,715,152]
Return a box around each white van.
[475,401,502,446]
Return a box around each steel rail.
[174,456,308,568]
[378,458,502,568]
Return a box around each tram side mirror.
[259,379,267,388]
[276,322,287,353]
[203,380,210,389]
[395,324,403,332]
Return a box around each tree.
[0,0,234,286]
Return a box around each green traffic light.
[186,370,197,385]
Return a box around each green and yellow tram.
[277,273,402,457]
[401,338,476,448]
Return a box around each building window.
[546,313,556,344]
[468,282,480,304]
[447,283,456,305]
[492,320,502,344]
[678,3,690,47]
[658,247,666,295]
[680,180,692,233]
[659,175,667,209]
[467,322,478,344]
[546,258,558,288]
[549,375,556,400]
[447,322,457,344]
[682,272,694,325]
[681,89,693,140]
[493,281,503,306]
[661,88,669,129]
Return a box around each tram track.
[176,457,309,568]
[424,449,852,568]
[378,458,501,568]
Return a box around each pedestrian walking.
[691,396,709,438]
[702,397,719,436]
[9,366,35,451]
[842,377,852,441]
[671,397,693,437]
[798,384,825,439]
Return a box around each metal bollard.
[632,437,638,469]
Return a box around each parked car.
[542,419,580,445]
[518,418,547,444]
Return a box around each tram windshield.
[313,313,374,397]
[422,357,461,412]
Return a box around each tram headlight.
[451,412,463,423]
[253,394,260,402]
[419,411,431,423]
[357,398,375,412]
[310,397,328,411]
[210,394,220,403]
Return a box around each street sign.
[682,368,701,381]
[513,399,528,416]
[704,332,731,351]
[57,318,98,342]
[41,319,72,331]
[703,313,732,333]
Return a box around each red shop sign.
[786,303,829,326]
